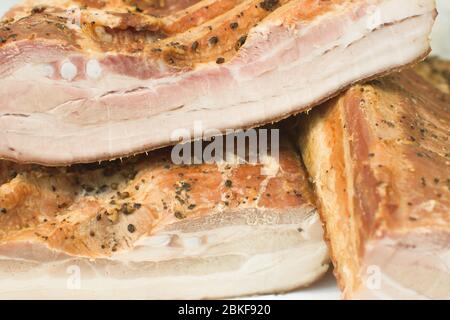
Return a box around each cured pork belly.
[297,68,450,299]
[0,138,328,299]
[0,0,436,165]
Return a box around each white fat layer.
[40,64,55,78]
[353,235,450,300]
[139,234,171,247]
[180,236,204,249]
[0,242,328,299]
[356,256,450,300]
[0,212,328,299]
[115,211,322,262]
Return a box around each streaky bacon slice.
[0,0,436,165]
[0,133,329,299]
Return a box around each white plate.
[0,0,447,301]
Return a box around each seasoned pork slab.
[0,0,436,165]
[297,68,450,300]
[0,138,328,299]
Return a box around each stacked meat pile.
[0,0,447,299]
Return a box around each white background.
[0,0,447,300]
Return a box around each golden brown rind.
[0,136,314,258]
